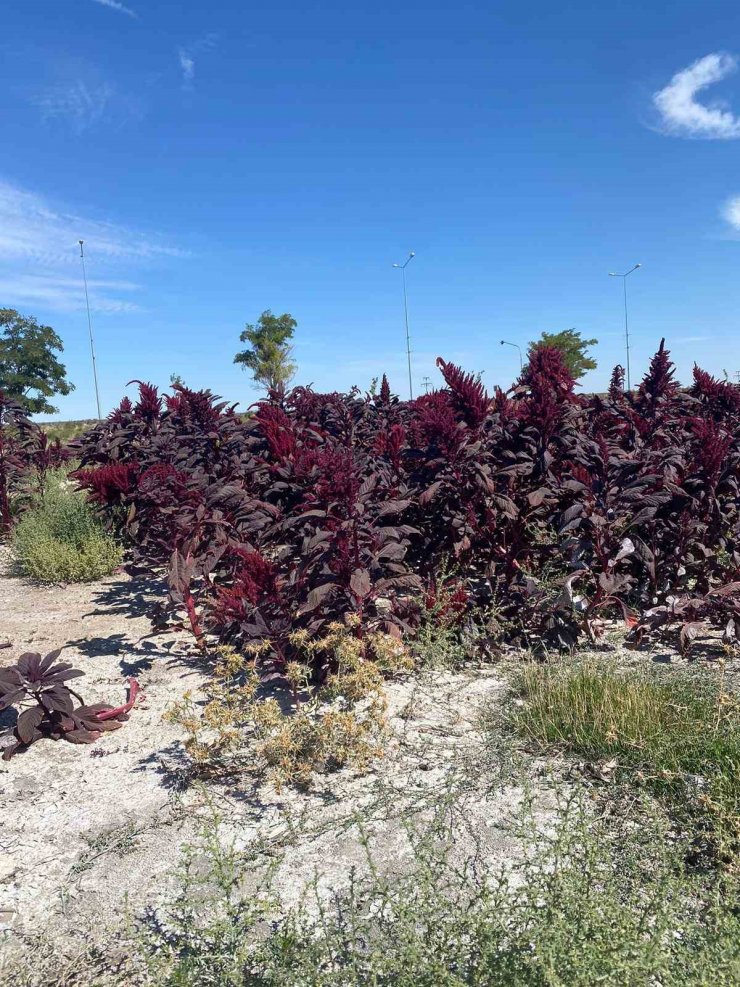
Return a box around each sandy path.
[0,554,204,976]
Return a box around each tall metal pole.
[79,240,102,419]
[609,264,640,392]
[393,252,415,400]
[622,276,630,392]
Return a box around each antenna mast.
[79,240,102,419]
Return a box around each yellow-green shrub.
[12,470,122,583]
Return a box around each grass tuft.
[512,658,740,860]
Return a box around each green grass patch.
[11,468,122,583]
[139,797,740,986]
[512,659,740,861]
[36,419,97,443]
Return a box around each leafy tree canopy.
[526,328,597,380]
[0,309,74,415]
[234,310,297,393]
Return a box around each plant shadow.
[83,574,168,622]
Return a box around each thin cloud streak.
[177,35,218,89]
[0,179,185,315]
[91,0,138,18]
[0,180,187,267]
[653,53,740,139]
[0,274,141,313]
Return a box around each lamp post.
[392,252,415,400]
[500,339,523,372]
[79,240,102,419]
[608,263,641,392]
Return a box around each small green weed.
[140,796,740,986]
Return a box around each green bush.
[11,470,122,583]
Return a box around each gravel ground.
[0,555,560,985]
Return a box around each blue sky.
[2,0,740,418]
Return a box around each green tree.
[526,328,597,380]
[0,309,74,414]
[234,310,297,392]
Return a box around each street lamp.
[500,339,523,371]
[392,252,415,400]
[608,263,641,392]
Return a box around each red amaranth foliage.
[71,341,740,664]
[691,418,733,486]
[374,423,406,471]
[435,358,490,428]
[424,579,469,627]
[636,338,680,413]
[608,365,625,401]
[690,365,740,417]
[109,396,134,425]
[0,391,42,533]
[379,373,391,405]
[255,403,297,461]
[518,346,577,445]
[231,550,281,605]
[138,463,188,492]
[520,346,576,399]
[491,386,517,422]
[130,381,162,423]
[75,463,139,503]
[409,390,462,456]
[0,652,139,759]
[164,385,235,429]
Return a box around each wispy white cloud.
[0,180,186,267]
[721,194,740,231]
[90,0,137,18]
[653,53,740,139]
[177,34,218,89]
[0,274,140,313]
[178,48,195,86]
[0,179,185,315]
[31,80,115,133]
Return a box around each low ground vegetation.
[1,560,739,986]
[513,658,740,863]
[166,621,411,789]
[38,419,97,444]
[139,789,739,986]
[0,393,119,581]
